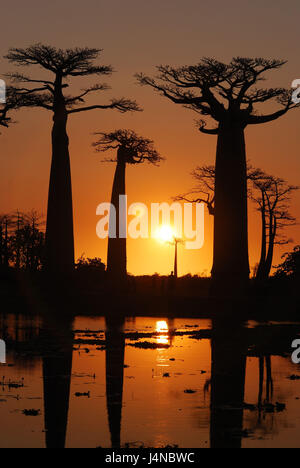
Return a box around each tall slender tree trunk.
[174,241,178,279]
[15,213,20,270]
[107,149,127,284]
[212,121,250,294]
[264,215,276,279]
[45,76,74,274]
[256,193,267,281]
[4,220,9,268]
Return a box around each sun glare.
[155,225,175,243]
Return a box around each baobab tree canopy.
[6,45,141,114]
[137,57,298,131]
[93,129,163,165]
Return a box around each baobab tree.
[176,165,298,281]
[137,58,299,292]
[250,172,298,281]
[5,45,140,274]
[93,129,163,285]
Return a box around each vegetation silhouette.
[275,245,300,278]
[5,45,141,274]
[0,211,45,272]
[93,129,163,287]
[137,58,299,294]
[249,171,298,281]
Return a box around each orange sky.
[1,0,300,276]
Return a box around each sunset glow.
[155,225,175,244]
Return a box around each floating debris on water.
[0,377,24,389]
[22,409,40,416]
[75,391,90,398]
[128,342,170,349]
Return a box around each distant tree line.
[0,211,45,271]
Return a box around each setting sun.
[155,225,175,243]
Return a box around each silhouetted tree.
[75,255,105,272]
[275,246,300,277]
[12,212,45,271]
[249,172,298,280]
[176,164,298,281]
[6,45,141,274]
[93,129,163,285]
[0,211,45,271]
[137,58,299,293]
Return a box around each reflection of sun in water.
[155,225,175,243]
[156,320,169,333]
[156,320,169,345]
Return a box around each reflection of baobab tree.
[105,314,125,448]
[42,313,74,449]
[210,318,247,448]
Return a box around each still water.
[0,313,300,448]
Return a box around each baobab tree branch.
[198,120,219,135]
[0,86,39,129]
[68,98,141,114]
[174,193,215,215]
[65,84,110,105]
[6,73,55,87]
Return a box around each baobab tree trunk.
[264,216,277,279]
[107,149,127,285]
[45,78,74,274]
[256,194,267,281]
[212,121,250,294]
